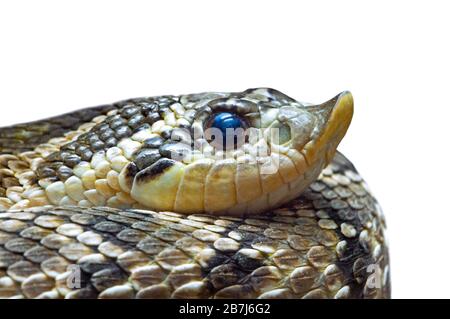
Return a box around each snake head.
[126,88,353,215]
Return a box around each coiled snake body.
[0,88,390,299]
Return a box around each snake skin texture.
[0,89,390,299]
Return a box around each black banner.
[0,299,445,318]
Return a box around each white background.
[0,0,449,298]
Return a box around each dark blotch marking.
[135,123,151,132]
[337,208,357,221]
[160,129,173,140]
[128,114,145,128]
[232,250,264,271]
[37,166,56,178]
[80,259,115,275]
[121,105,140,119]
[99,129,115,142]
[104,137,117,148]
[140,102,159,116]
[109,117,127,130]
[158,143,191,161]
[120,162,138,191]
[61,142,77,152]
[145,112,161,124]
[142,136,164,149]
[115,126,132,139]
[208,263,246,290]
[63,154,81,168]
[91,140,105,151]
[57,165,73,182]
[124,162,138,179]
[202,251,230,272]
[135,158,175,184]
[45,151,62,162]
[233,231,261,245]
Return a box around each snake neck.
[0,106,146,212]
[0,150,51,210]
[0,152,36,210]
[0,146,139,212]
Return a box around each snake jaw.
[248,91,354,213]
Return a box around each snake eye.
[206,112,248,149]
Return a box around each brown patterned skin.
[0,153,390,299]
[0,90,389,299]
[0,104,116,155]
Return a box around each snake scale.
[0,88,390,299]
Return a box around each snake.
[0,88,390,299]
